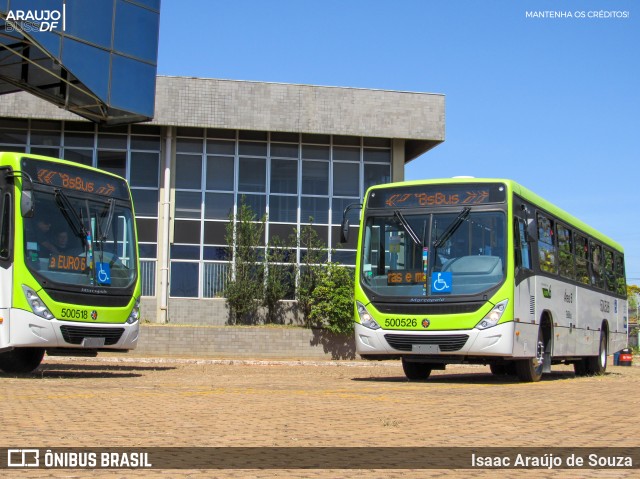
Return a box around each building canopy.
[0,0,160,125]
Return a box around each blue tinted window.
[271,159,297,194]
[128,0,160,10]
[269,195,297,223]
[206,156,234,191]
[31,31,62,58]
[131,189,158,217]
[170,262,199,297]
[65,0,114,49]
[301,197,329,224]
[138,243,157,258]
[62,38,110,100]
[205,193,234,220]
[114,0,160,63]
[171,245,200,260]
[110,54,156,116]
[130,152,160,187]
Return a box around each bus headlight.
[357,301,380,330]
[22,285,54,320]
[476,299,508,330]
[126,297,140,324]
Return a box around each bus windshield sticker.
[431,272,452,294]
[96,262,111,285]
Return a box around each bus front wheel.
[515,328,545,382]
[401,359,432,381]
[0,348,45,374]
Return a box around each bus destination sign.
[367,183,506,209]
[22,158,130,199]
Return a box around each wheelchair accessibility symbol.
[431,272,452,294]
[97,262,111,285]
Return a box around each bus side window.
[0,192,11,259]
[614,253,626,296]
[557,224,574,280]
[589,241,604,289]
[514,218,531,270]
[603,248,615,293]
[536,213,557,274]
[575,234,589,285]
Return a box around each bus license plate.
[82,337,105,348]
[412,344,440,354]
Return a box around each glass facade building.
[0,0,160,124]
[0,75,445,323]
[0,117,389,297]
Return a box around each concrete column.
[155,126,175,323]
[392,139,405,182]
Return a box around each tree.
[263,235,295,324]
[224,197,265,325]
[295,222,327,327]
[628,284,640,322]
[309,262,355,335]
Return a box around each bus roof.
[367,177,624,253]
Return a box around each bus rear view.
[0,153,141,373]
[347,179,627,382]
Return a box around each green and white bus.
[0,152,141,373]
[343,178,628,382]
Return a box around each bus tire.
[585,331,608,376]
[0,348,45,374]
[573,359,588,377]
[401,359,432,381]
[515,327,544,382]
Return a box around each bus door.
[512,202,536,355]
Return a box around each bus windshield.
[24,189,137,290]
[361,210,505,297]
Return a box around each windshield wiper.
[54,188,89,241]
[432,207,471,249]
[394,210,421,247]
[98,198,115,242]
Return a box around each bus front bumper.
[355,321,516,358]
[6,309,139,350]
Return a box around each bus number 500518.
[60,308,88,320]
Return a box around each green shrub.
[309,263,355,335]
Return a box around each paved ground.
[1,355,639,478]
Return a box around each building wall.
[134,324,356,360]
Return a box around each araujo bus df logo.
[4,7,66,33]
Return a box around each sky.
[157,0,639,284]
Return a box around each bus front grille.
[384,334,469,352]
[60,326,125,346]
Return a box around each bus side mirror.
[339,202,362,243]
[340,217,350,243]
[21,188,34,218]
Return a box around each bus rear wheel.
[515,328,545,382]
[401,359,432,381]
[0,348,45,374]
[576,331,607,376]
